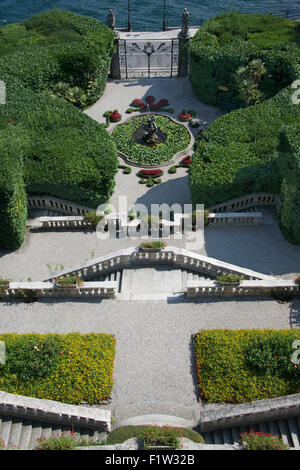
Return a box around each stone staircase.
[201,416,300,448]
[94,266,214,300]
[0,415,104,449]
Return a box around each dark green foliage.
[189,12,299,107]
[0,127,29,250]
[106,426,205,445]
[4,335,64,381]
[0,11,117,248]
[189,85,300,208]
[278,125,300,243]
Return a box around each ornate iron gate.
[119,39,179,78]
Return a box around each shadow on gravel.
[134,175,191,209]
[189,335,199,402]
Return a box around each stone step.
[0,415,105,449]
[202,416,300,448]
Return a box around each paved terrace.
[0,297,299,421]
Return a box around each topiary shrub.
[189,12,299,107]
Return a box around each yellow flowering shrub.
[0,333,116,404]
[194,329,300,403]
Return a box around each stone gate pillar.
[107,10,121,80]
[178,8,190,77]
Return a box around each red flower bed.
[110,111,122,122]
[132,97,169,111]
[182,156,192,166]
[140,169,163,177]
[146,95,155,105]
[131,99,146,109]
[179,111,191,122]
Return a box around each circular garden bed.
[111,114,192,166]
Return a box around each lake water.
[0,0,299,31]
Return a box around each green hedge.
[189,84,300,208]
[279,125,300,243]
[0,127,29,250]
[0,333,116,404]
[189,12,299,107]
[194,329,300,404]
[0,11,117,248]
[106,426,205,445]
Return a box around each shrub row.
[0,11,118,248]
[189,12,299,107]
[0,333,116,404]
[189,84,300,207]
[278,125,300,243]
[194,329,300,403]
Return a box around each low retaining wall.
[200,393,300,432]
[36,212,263,232]
[0,391,111,432]
[209,192,281,214]
[187,279,298,298]
[27,195,93,216]
[0,281,117,300]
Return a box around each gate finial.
[181,8,190,37]
[107,9,116,30]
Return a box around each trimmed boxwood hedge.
[0,333,116,404]
[194,329,300,404]
[189,84,300,208]
[279,125,300,243]
[0,11,117,248]
[0,127,29,250]
[189,12,299,107]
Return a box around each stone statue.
[107,9,116,30]
[143,116,158,145]
[181,8,190,37]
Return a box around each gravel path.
[0,297,298,419]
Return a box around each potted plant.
[0,278,10,297]
[295,275,300,285]
[139,241,166,252]
[216,273,243,286]
[83,211,104,228]
[55,275,84,288]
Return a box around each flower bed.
[131,96,169,111]
[194,329,300,403]
[181,156,193,166]
[0,333,116,404]
[110,110,122,122]
[112,114,191,165]
[137,425,182,449]
[83,211,104,227]
[138,169,163,178]
[105,425,205,445]
[240,431,289,450]
[179,110,191,122]
[216,273,243,285]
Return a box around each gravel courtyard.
[0,297,299,421]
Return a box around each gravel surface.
[0,297,298,418]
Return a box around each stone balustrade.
[0,391,111,432]
[44,246,279,284]
[209,193,281,214]
[0,281,117,299]
[186,279,298,298]
[39,216,93,229]
[208,212,262,225]
[27,195,93,216]
[200,393,300,432]
[36,211,263,232]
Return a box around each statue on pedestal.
[107,9,116,30]
[181,8,190,37]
